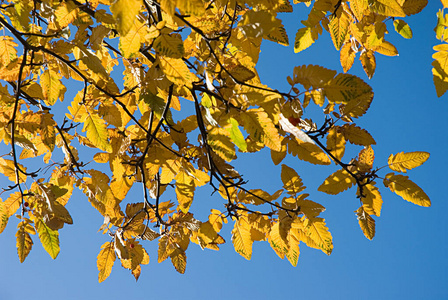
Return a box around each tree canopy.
[0,0,441,282]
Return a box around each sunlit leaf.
[383,173,431,207]
[388,151,430,173]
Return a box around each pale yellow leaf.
[387,151,430,173]
[97,241,116,283]
[318,169,355,195]
[231,218,253,260]
[384,173,431,207]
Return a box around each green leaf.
[227,117,247,152]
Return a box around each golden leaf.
[369,0,406,17]
[358,145,374,172]
[159,57,197,88]
[118,21,143,59]
[318,169,356,195]
[207,127,237,162]
[387,151,430,173]
[153,33,185,59]
[326,126,345,162]
[303,217,333,255]
[358,182,382,217]
[170,248,187,274]
[35,217,60,259]
[360,50,376,79]
[0,158,28,182]
[231,217,253,260]
[268,221,288,259]
[175,170,195,213]
[293,65,336,90]
[294,27,317,53]
[325,73,372,104]
[240,108,282,151]
[266,24,289,46]
[286,236,300,267]
[356,206,375,240]
[52,0,79,29]
[374,41,399,57]
[110,0,142,36]
[97,242,116,283]
[40,69,66,106]
[383,173,431,207]
[341,124,376,146]
[329,9,350,50]
[0,36,18,68]
[287,137,331,165]
[340,42,356,73]
[16,221,34,263]
[281,164,305,194]
[82,112,113,153]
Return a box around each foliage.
[0,0,435,282]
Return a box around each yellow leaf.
[281,164,305,194]
[82,112,113,153]
[175,171,195,213]
[329,9,350,50]
[383,173,431,207]
[231,218,253,260]
[110,0,142,36]
[341,124,376,146]
[360,50,376,79]
[0,200,8,234]
[356,206,375,240]
[159,57,197,88]
[286,236,300,267]
[318,169,356,195]
[326,126,345,162]
[393,19,413,39]
[339,90,373,118]
[358,182,382,217]
[325,73,372,104]
[41,112,56,151]
[153,33,185,58]
[170,248,187,274]
[0,157,28,182]
[0,36,18,68]
[287,137,331,165]
[97,242,116,283]
[118,22,143,59]
[268,221,288,259]
[16,221,34,263]
[294,27,317,53]
[387,151,430,173]
[373,41,399,57]
[35,217,60,259]
[340,42,356,73]
[240,108,282,151]
[432,44,448,97]
[207,127,236,162]
[293,65,336,90]
[358,145,374,172]
[40,69,66,106]
[53,0,79,29]
[370,0,406,17]
[304,217,333,255]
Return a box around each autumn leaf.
[281,164,305,195]
[318,169,355,195]
[231,217,253,260]
[16,221,34,263]
[356,206,375,240]
[35,217,60,259]
[82,112,113,153]
[97,242,116,283]
[383,173,431,207]
[387,151,429,173]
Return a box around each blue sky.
[0,2,447,299]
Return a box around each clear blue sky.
[0,2,447,299]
